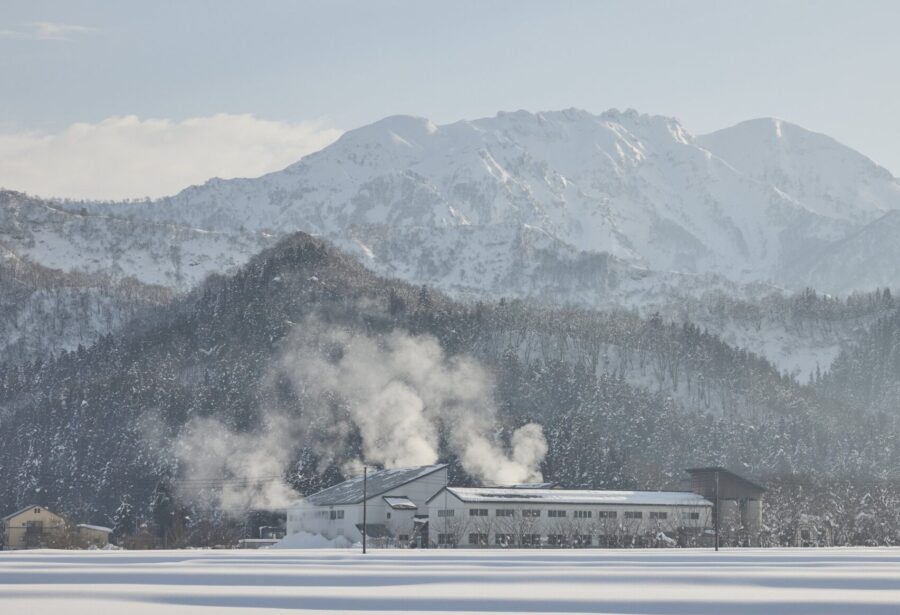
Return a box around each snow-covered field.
[2,548,900,614]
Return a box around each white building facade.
[426,487,713,548]
[286,464,449,546]
[287,465,719,548]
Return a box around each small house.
[1,506,66,549]
[76,524,113,548]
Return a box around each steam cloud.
[284,326,547,485]
[173,323,547,512]
[173,414,302,512]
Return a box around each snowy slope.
[10,109,900,373]
[788,211,900,294]
[0,190,274,291]
[80,108,897,296]
[697,118,900,224]
[0,245,171,360]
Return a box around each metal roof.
[383,496,417,510]
[430,487,713,507]
[497,482,560,489]
[685,467,767,492]
[303,464,447,506]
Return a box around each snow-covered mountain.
[77,108,900,297]
[0,190,274,359]
[5,108,900,368]
[696,118,900,224]
[0,190,274,291]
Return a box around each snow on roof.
[438,487,713,507]
[2,505,54,521]
[383,496,417,510]
[303,464,447,506]
[77,524,112,533]
[498,482,559,489]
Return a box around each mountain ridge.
[4,107,900,371]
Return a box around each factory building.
[286,464,448,547]
[685,467,766,547]
[426,486,712,547]
[286,464,762,548]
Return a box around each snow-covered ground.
[2,548,900,614]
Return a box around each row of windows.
[436,508,701,520]
[293,508,702,523]
[464,534,625,546]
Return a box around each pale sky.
[2,0,899,199]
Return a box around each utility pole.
[362,465,367,555]
[714,469,720,552]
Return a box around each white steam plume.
[173,414,301,512]
[280,323,547,485]
[171,323,547,514]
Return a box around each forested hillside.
[1,233,898,545]
[0,246,172,360]
[819,296,900,415]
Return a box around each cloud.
[0,21,95,41]
[0,114,343,200]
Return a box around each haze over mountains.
[2,108,899,372]
[76,108,900,293]
[4,108,900,542]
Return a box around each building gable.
[303,464,449,506]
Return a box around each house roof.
[77,524,112,533]
[428,487,713,507]
[2,505,53,521]
[383,496,417,510]
[685,467,767,493]
[303,464,448,506]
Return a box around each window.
[468,533,489,545]
[496,509,515,517]
[681,512,700,520]
[547,534,568,546]
[386,512,391,519]
[548,510,567,518]
[329,510,344,520]
[522,509,541,518]
[574,510,592,519]
[597,510,617,519]
[469,508,488,517]
[495,533,515,546]
[573,534,592,547]
[437,533,457,546]
[437,509,455,518]
[649,511,667,520]
[397,534,409,543]
[520,534,542,546]
[624,511,643,519]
